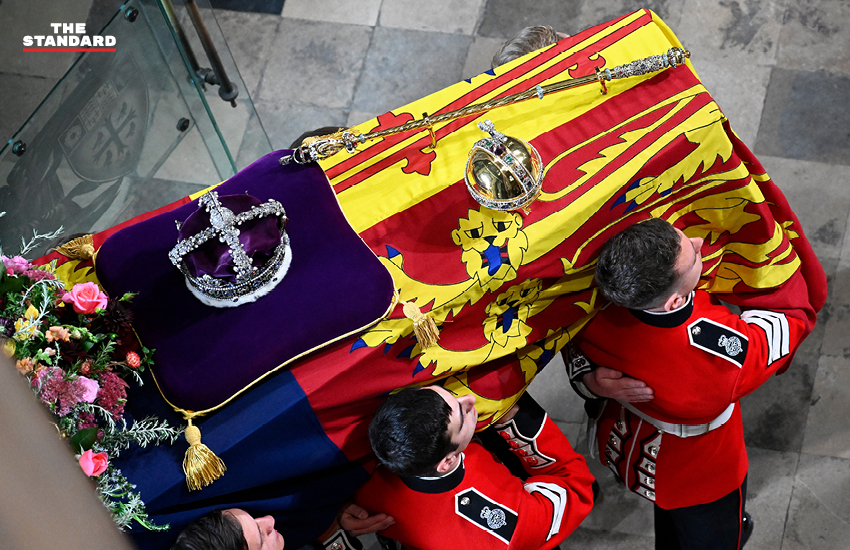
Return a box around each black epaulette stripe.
[687,318,748,367]
[455,487,518,544]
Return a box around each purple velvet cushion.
[95,151,395,412]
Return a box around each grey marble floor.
[1,0,848,549]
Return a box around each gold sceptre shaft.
[280,47,690,166]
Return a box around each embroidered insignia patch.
[718,335,743,356]
[455,488,518,544]
[481,506,507,529]
[687,318,749,367]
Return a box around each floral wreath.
[1,228,182,531]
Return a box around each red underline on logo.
[22,48,117,52]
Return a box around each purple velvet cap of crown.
[178,194,282,283]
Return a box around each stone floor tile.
[754,68,850,166]
[745,447,799,550]
[778,0,850,75]
[236,109,276,168]
[741,343,820,453]
[153,126,224,185]
[757,157,850,264]
[378,0,485,34]
[693,59,771,147]
[782,453,850,549]
[817,280,848,359]
[86,0,125,37]
[282,0,382,27]
[821,220,850,359]
[345,110,383,131]
[563,529,656,550]
[675,0,785,67]
[830,209,850,302]
[253,99,349,151]
[462,36,504,81]
[210,0,284,16]
[0,1,90,80]
[257,19,373,109]
[350,27,472,115]
[477,0,584,39]
[579,449,655,537]
[213,10,280,98]
[573,0,686,38]
[802,355,850,459]
[528,351,587,424]
[0,72,57,144]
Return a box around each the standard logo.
[23,23,116,51]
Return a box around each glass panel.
[0,0,271,259]
[155,0,272,171]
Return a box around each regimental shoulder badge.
[455,487,518,544]
[687,318,749,367]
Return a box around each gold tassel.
[182,419,226,491]
[402,301,440,349]
[53,234,95,260]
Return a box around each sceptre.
[280,47,690,166]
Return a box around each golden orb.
[464,120,543,212]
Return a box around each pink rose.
[62,282,108,314]
[1,255,29,274]
[79,449,108,476]
[77,376,100,403]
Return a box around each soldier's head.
[171,508,283,550]
[369,386,478,477]
[595,218,704,312]
[491,25,568,68]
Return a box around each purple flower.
[23,268,55,282]
[37,367,98,416]
[97,371,128,418]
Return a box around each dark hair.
[368,387,457,477]
[492,26,561,68]
[595,218,682,310]
[170,510,247,550]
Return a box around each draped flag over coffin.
[307,8,825,434]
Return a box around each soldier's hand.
[582,367,654,402]
[338,502,395,535]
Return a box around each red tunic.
[355,395,595,550]
[578,288,812,509]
